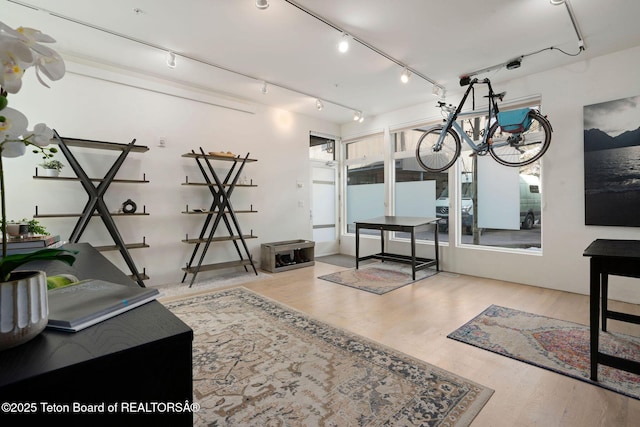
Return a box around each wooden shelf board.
[182,259,254,274]
[182,235,257,244]
[56,137,149,152]
[181,182,257,187]
[94,243,150,251]
[181,153,257,162]
[34,213,150,218]
[181,210,257,214]
[33,176,149,183]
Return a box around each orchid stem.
[0,153,6,259]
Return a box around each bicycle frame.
[436,78,501,152]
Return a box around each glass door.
[311,161,339,255]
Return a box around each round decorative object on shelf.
[0,271,49,351]
[122,199,137,214]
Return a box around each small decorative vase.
[0,271,48,351]
[42,168,59,177]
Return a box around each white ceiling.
[4,0,640,124]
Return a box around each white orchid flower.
[1,140,26,157]
[0,35,33,93]
[0,23,65,91]
[29,122,54,146]
[0,106,29,157]
[0,106,29,139]
[13,26,65,84]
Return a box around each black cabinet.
[0,243,193,426]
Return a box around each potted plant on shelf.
[39,158,64,177]
[0,21,77,351]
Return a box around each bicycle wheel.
[488,110,552,167]
[415,125,461,172]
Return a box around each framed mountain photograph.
[584,95,640,226]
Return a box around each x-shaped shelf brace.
[182,148,257,286]
[53,130,147,287]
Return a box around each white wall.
[5,58,339,287]
[341,45,640,304]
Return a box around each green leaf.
[0,249,78,282]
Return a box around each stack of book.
[4,235,62,256]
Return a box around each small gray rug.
[318,261,438,295]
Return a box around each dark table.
[355,216,440,280]
[0,243,194,425]
[583,239,640,381]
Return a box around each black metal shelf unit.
[35,130,150,287]
[181,148,258,286]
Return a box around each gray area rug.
[318,261,438,295]
[164,287,493,426]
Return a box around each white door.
[311,161,339,255]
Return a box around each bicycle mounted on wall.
[415,77,552,172]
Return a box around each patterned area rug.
[448,305,640,399]
[165,287,493,426]
[318,261,438,295]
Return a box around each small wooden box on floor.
[261,240,315,272]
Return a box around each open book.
[47,279,159,332]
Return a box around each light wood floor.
[190,261,640,426]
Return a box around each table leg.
[602,272,608,332]
[434,221,439,271]
[355,224,360,270]
[590,258,600,381]
[380,228,384,259]
[411,227,416,280]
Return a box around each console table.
[583,239,640,381]
[0,243,193,425]
[355,216,440,280]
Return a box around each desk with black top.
[0,243,193,425]
[355,216,440,280]
[583,239,640,382]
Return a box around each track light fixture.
[256,0,269,9]
[338,33,349,53]
[261,81,268,94]
[400,68,411,84]
[431,84,446,99]
[506,57,522,70]
[166,51,177,68]
[316,99,324,111]
[353,111,364,122]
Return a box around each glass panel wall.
[457,109,542,251]
[392,127,449,243]
[345,134,384,233]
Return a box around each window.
[392,127,449,243]
[456,107,542,252]
[309,135,335,161]
[344,134,384,233]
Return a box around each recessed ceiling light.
[256,0,269,10]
